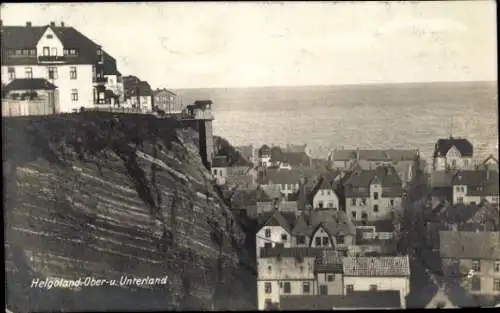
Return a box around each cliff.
[3,112,256,312]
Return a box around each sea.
[175,81,498,163]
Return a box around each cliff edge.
[3,112,256,312]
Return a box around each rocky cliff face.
[3,112,256,312]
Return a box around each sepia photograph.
[2,1,499,312]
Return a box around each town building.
[259,168,321,196]
[102,50,123,105]
[451,169,499,205]
[1,21,117,112]
[328,148,419,188]
[480,154,499,172]
[2,78,59,116]
[433,136,474,171]
[314,250,345,295]
[258,144,272,168]
[343,165,403,222]
[123,75,153,111]
[439,231,500,298]
[279,290,402,310]
[311,171,342,210]
[212,155,229,185]
[256,188,280,215]
[153,88,178,113]
[211,154,255,188]
[350,220,398,256]
[255,210,297,258]
[342,256,411,308]
[257,246,324,310]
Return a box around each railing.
[38,55,66,63]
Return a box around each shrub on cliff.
[213,136,251,166]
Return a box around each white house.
[255,210,294,258]
[312,172,341,210]
[257,247,321,310]
[211,155,229,185]
[1,21,110,113]
[258,145,272,168]
[342,256,411,308]
[451,170,499,205]
[433,137,474,171]
[344,165,403,222]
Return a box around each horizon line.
[170,80,497,91]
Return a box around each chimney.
[50,21,56,27]
[356,148,360,161]
[26,21,32,27]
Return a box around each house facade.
[256,210,294,258]
[344,165,403,222]
[154,88,178,113]
[451,170,499,205]
[433,137,474,171]
[1,21,115,112]
[123,75,153,112]
[257,247,322,310]
[440,231,500,297]
[342,256,411,308]
[312,172,341,210]
[314,250,345,295]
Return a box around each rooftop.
[342,256,410,277]
[3,78,57,92]
[439,231,500,260]
[434,137,473,158]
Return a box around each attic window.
[46,34,53,39]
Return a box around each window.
[351,198,356,205]
[43,46,50,56]
[328,202,333,208]
[283,282,291,294]
[48,67,58,79]
[471,260,481,272]
[318,201,324,209]
[24,67,33,79]
[296,236,305,245]
[71,89,78,101]
[213,169,217,175]
[46,34,53,39]
[30,49,36,55]
[319,284,328,295]
[264,242,272,248]
[302,282,310,294]
[327,190,331,196]
[361,212,368,220]
[494,279,500,292]
[471,276,481,291]
[70,49,76,55]
[265,229,271,238]
[337,236,345,244]
[494,261,500,272]
[264,282,272,294]
[267,265,272,273]
[352,211,357,219]
[362,198,367,205]
[390,199,394,206]
[327,275,334,282]
[464,159,469,167]
[435,301,446,309]
[281,234,287,241]
[346,284,354,294]
[369,284,378,291]
[8,67,15,80]
[373,205,379,212]
[373,192,379,200]
[322,237,329,246]
[70,66,77,79]
[457,197,464,204]
[315,237,321,246]
[15,49,22,55]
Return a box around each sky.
[0,1,497,89]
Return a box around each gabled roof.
[291,214,310,236]
[439,231,500,260]
[309,210,356,237]
[385,149,419,161]
[279,291,402,310]
[234,145,254,163]
[2,24,101,65]
[452,170,486,187]
[102,50,120,76]
[344,165,402,197]
[3,78,57,92]
[452,170,499,196]
[342,256,410,277]
[434,137,473,158]
[483,154,499,165]
[258,210,295,233]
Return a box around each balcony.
[38,55,66,64]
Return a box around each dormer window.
[46,34,53,39]
[63,49,68,56]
